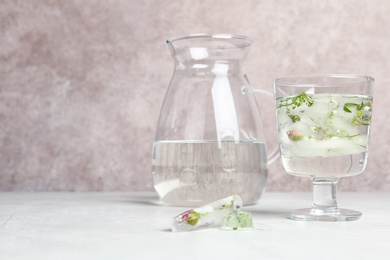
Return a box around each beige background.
[1,0,389,192]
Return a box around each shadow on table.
[249,208,289,220]
[116,193,193,208]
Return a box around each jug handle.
[252,88,279,165]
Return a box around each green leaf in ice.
[292,92,314,108]
[288,114,301,122]
[343,101,372,126]
[343,104,353,113]
[277,93,314,115]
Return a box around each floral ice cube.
[221,210,254,230]
[171,195,243,232]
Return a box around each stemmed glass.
[275,75,374,221]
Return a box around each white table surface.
[0,192,389,260]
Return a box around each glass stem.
[311,178,339,213]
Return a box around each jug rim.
[275,74,375,87]
[166,33,253,49]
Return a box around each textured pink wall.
[1,0,389,191]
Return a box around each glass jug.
[152,34,277,206]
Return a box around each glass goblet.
[275,74,374,221]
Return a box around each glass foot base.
[289,208,362,221]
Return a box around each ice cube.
[171,195,243,232]
[221,210,254,230]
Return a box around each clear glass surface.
[153,34,271,206]
[275,74,374,221]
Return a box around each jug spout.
[166,34,252,63]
